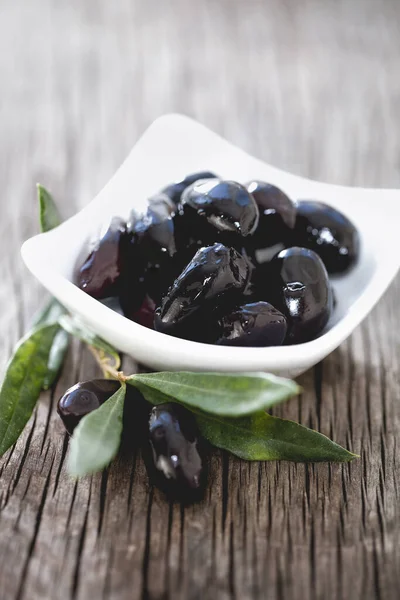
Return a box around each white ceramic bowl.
[21,114,400,378]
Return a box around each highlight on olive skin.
[75,171,360,347]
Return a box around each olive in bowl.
[246,180,296,249]
[257,246,334,344]
[293,200,360,274]
[154,243,250,341]
[216,301,287,347]
[162,170,219,208]
[180,179,259,237]
[76,217,128,299]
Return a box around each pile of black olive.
[76,172,359,346]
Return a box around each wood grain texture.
[0,0,399,598]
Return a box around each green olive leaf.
[42,328,69,390]
[0,186,67,456]
[67,383,126,477]
[126,382,170,406]
[30,299,69,389]
[33,188,69,388]
[59,314,120,372]
[37,184,61,233]
[195,411,357,462]
[0,323,60,456]
[31,297,66,328]
[128,371,300,417]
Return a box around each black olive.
[162,170,218,207]
[154,243,250,341]
[76,217,128,299]
[181,179,259,237]
[172,178,260,274]
[246,181,296,252]
[134,202,177,258]
[120,203,183,314]
[149,403,202,489]
[173,214,258,284]
[118,232,147,317]
[57,379,121,434]
[172,205,217,265]
[260,246,333,344]
[293,200,360,274]
[216,301,287,347]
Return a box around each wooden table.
[1,1,399,598]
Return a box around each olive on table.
[154,243,250,341]
[181,179,259,237]
[76,217,128,299]
[293,200,360,274]
[246,181,296,249]
[216,301,287,347]
[149,403,202,489]
[259,246,333,344]
[57,379,121,434]
[162,170,218,207]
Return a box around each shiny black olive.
[162,170,218,207]
[173,212,258,285]
[181,179,259,237]
[118,232,147,317]
[134,202,177,258]
[217,230,258,270]
[246,181,296,253]
[76,217,128,299]
[293,200,360,274]
[172,205,217,266]
[57,379,121,434]
[120,203,182,314]
[154,243,250,341]
[149,403,202,489]
[119,276,147,319]
[262,246,333,344]
[216,301,287,346]
[172,178,259,272]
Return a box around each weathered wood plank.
[0,0,399,598]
